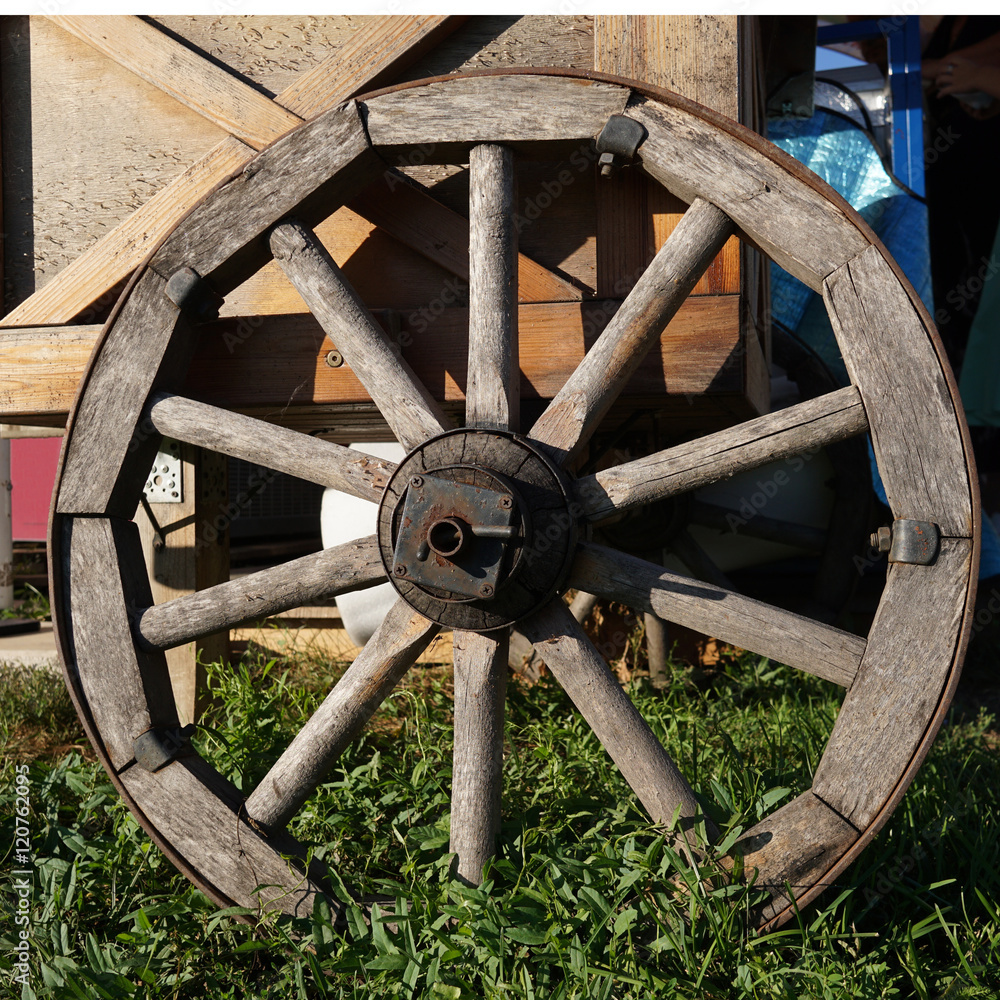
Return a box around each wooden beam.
[279,15,465,120]
[0,296,744,421]
[2,16,469,327]
[50,16,302,150]
[348,172,581,303]
[136,443,229,726]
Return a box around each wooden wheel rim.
[49,69,980,932]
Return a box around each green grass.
[2,638,999,999]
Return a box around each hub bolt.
[409,475,424,489]
[499,495,513,509]
[478,583,495,599]
[393,563,408,577]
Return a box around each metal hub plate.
[377,429,577,630]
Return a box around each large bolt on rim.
[50,69,980,932]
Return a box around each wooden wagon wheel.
[50,69,980,932]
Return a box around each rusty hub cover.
[377,429,577,630]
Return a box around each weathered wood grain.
[146,393,396,500]
[401,16,594,80]
[520,599,714,840]
[280,15,465,119]
[362,75,630,155]
[508,589,598,679]
[2,16,465,326]
[823,246,972,537]
[593,16,742,300]
[348,171,580,304]
[628,96,871,292]
[570,543,866,688]
[0,296,748,425]
[137,534,385,651]
[150,104,377,292]
[0,325,99,417]
[55,269,189,517]
[466,145,518,432]
[120,754,328,919]
[64,516,178,769]
[51,15,572,313]
[245,599,440,831]
[596,15,740,117]
[269,221,451,450]
[0,136,254,329]
[732,791,859,928]
[135,443,229,727]
[0,15,233,323]
[576,385,869,522]
[812,538,973,829]
[49,16,302,150]
[529,198,734,465]
[450,629,508,885]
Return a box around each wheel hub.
[377,429,578,630]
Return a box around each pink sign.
[10,438,62,541]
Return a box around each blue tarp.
[768,109,1000,580]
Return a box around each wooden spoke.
[520,599,714,841]
[450,630,508,885]
[508,590,598,679]
[688,500,826,552]
[136,535,385,651]
[269,220,452,450]
[668,528,735,591]
[147,393,396,501]
[576,384,869,522]
[528,198,734,466]
[570,543,866,688]
[466,144,518,432]
[43,65,977,934]
[244,599,440,833]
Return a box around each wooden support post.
[136,442,228,725]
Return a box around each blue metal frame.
[817,17,925,197]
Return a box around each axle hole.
[427,517,469,558]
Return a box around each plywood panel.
[1,17,228,311]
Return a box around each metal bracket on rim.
[165,267,224,323]
[870,518,940,565]
[596,115,647,177]
[133,724,197,772]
